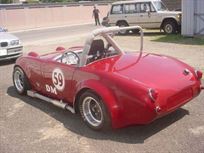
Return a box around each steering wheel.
[61,51,80,65]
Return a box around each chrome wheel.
[14,69,24,93]
[82,96,103,127]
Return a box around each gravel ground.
[0,28,204,153]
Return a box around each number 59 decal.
[52,68,65,91]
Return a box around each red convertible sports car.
[13,26,203,130]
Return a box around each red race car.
[13,26,203,130]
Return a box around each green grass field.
[151,34,204,45]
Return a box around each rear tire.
[79,91,111,130]
[117,21,128,35]
[13,66,31,95]
[163,20,176,34]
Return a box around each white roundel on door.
[52,68,65,91]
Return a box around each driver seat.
[88,39,105,63]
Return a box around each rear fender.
[14,57,30,77]
[74,79,122,128]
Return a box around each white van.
[107,0,181,34]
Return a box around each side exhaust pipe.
[27,90,75,114]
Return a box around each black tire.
[163,20,177,34]
[117,21,128,35]
[132,29,140,34]
[13,66,31,95]
[79,91,111,130]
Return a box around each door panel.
[42,61,75,103]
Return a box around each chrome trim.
[148,88,156,102]
[194,70,198,78]
[155,106,161,113]
[183,69,190,75]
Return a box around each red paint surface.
[15,48,203,128]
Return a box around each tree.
[1,0,12,4]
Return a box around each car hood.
[88,53,196,90]
[0,32,19,42]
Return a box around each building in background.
[162,0,181,11]
[182,0,204,36]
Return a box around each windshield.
[153,1,168,11]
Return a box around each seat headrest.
[89,39,104,55]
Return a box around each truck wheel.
[79,91,111,130]
[13,66,31,95]
[163,20,176,34]
[117,21,128,35]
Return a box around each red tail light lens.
[195,70,203,80]
[148,88,158,102]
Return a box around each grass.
[151,34,204,45]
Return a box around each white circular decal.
[52,68,65,91]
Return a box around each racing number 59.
[52,68,65,91]
[53,72,63,87]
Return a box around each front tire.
[163,20,176,34]
[13,66,31,95]
[79,91,111,130]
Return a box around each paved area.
[0,25,204,153]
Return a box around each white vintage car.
[0,27,23,61]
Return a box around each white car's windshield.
[153,1,168,11]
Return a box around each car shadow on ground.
[0,60,16,66]
[7,86,189,144]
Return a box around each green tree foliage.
[1,0,12,4]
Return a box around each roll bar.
[79,26,144,67]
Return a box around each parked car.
[0,27,23,61]
[13,26,203,130]
[106,0,181,34]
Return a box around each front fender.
[162,16,180,24]
[74,79,123,128]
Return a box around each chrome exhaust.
[27,90,75,113]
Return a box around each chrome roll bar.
[80,26,144,67]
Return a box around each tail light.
[195,70,203,80]
[148,88,158,102]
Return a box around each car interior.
[57,37,119,66]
